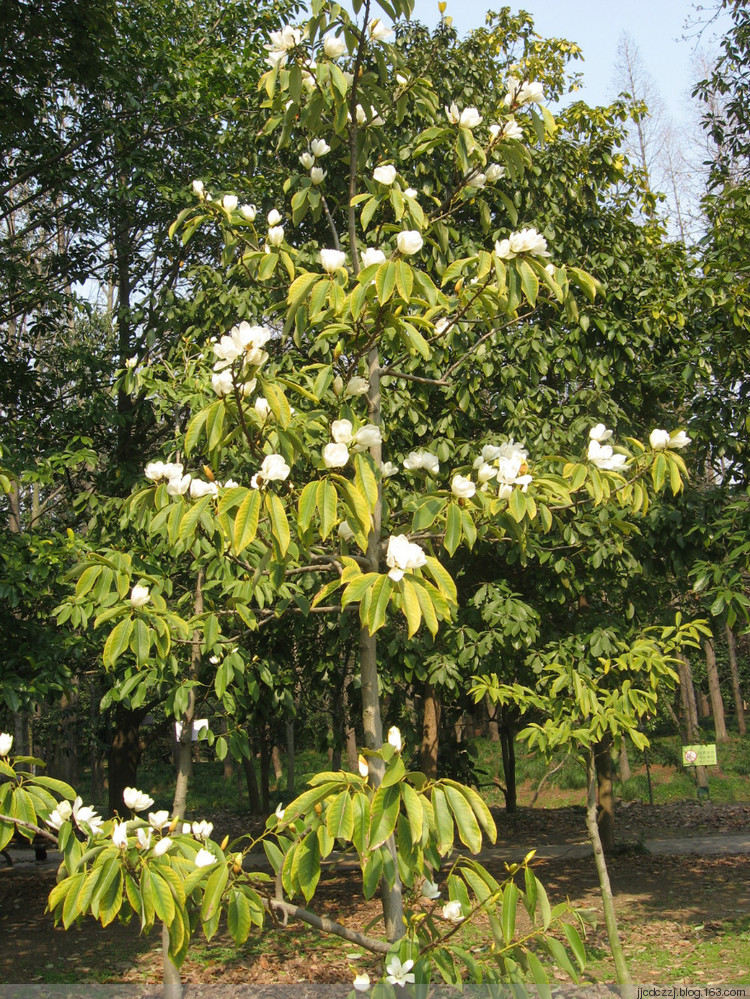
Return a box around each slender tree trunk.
[259,728,271,815]
[618,739,631,783]
[486,695,500,742]
[242,754,262,814]
[704,638,729,743]
[420,681,440,778]
[89,679,105,802]
[271,745,283,784]
[594,734,615,854]
[678,655,709,792]
[585,751,633,987]
[172,571,203,819]
[286,720,296,798]
[499,708,517,813]
[725,625,746,736]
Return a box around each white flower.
[223,479,239,489]
[451,474,476,499]
[136,827,152,850]
[387,726,402,751]
[267,225,284,246]
[495,227,550,259]
[323,33,346,58]
[145,460,184,482]
[255,396,271,420]
[331,419,354,444]
[442,900,464,923]
[274,803,286,820]
[299,151,315,170]
[153,837,172,857]
[445,102,460,124]
[166,474,191,496]
[0,732,13,757]
[125,355,138,368]
[386,534,427,581]
[123,787,154,812]
[354,424,382,449]
[130,584,150,607]
[361,247,386,269]
[503,118,524,140]
[212,369,234,396]
[240,204,257,221]
[421,879,441,900]
[310,138,330,157]
[192,179,205,198]
[267,208,282,226]
[368,18,393,41]
[46,800,72,829]
[194,847,217,867]
[358,755,369,778]
[324,442,349,468]
[112,821,129,849]
[504,76,544,107]
[397,230,423,255]
[189,478,219,499]
[353,973,371,992]
[338,520,355,541]
[670,430,691,449]
[310,166,326,185]
[403,450,439,475]
[589,423,613,442]
[345,376,370,396]
[649,429,670,450]
[320,248,346,273]
[260,453,291,482]
[382,461,399,477]
[486,163,505,182]
[373,164,397,185]
[469,172,487,189]
[459,107,482,129]
[72,797,104,836]
[191,820,214,841]
[222,194,238,212]
[587,439,627,471]
[212,321,272,371]
[385,957,415,987]
[149,810,171,831]
[477,462,496,484]
[404,187,418,198]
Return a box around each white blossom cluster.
[587,423,691,471]
[472,441,532,497]
[145,461,237,499]
[386,534,426,581]
[495,227,550,260]
[323,419,382,468]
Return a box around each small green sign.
[682,744,717,767]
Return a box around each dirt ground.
[1,801,749,986]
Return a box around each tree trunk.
[678,655,709,793]
[485,695,500,742]
[499,707,517,813]
[420,681,440,779]
[594,733,615,854]
[704,637,729,742]
[242,754,262,814]
[725,625,747,736]
[618,739,631,783]
[108,705,144,817]
[585,750,633,987]
[286,720,296,798]
[89,679,105,803]
[259,728,271,815]
[173,571,203,819]
[52,684,79,785]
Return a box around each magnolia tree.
[47,0,697,988]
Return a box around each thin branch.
[268,897,390,953]
[0,814,59,844]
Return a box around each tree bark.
[704,637,729,742]
[285,720,296,799]
[594,733,615,853]
[618,738,632,783]
[485,695,500,742]
[108,705,145,817]
[172,571,203,820]
[678,655,709,792]
[725,624,746,736]
[242,754,262,815]
[420,681,440,779]
[499,707,517,813]
[585,750,633,987]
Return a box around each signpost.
[682,743,717,799]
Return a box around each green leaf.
[501,881,518,943]
[326,790,354,842]
[130,618,150,665]
[205,400,226,451]
[233,489,261,555]
[563,923,586,972]
[362,848,383,899]
[443,783,482,853]
[341,571,379,608]
[148,867,175,925]
[103,618,133,669]
[430,786,454,855]
[351,791,370,855]
[179,494,212,542]
[545,936,579,982]
[201,862,229,921]
[297,481,318,532]
[227,889,252,945]
[363,574,393,634]
[519,259,539,306]
[369,783,400,850]
[396,260,414,300]
[265,492,290,557]
[412,497,445,531]
[292,831,321,902]
[400,783,423,845]
[317,479,338,540]
[401,578,422,637]
[444,503,462,556]
[375,261,397,304]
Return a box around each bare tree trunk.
[286,720,296,798]
[725,625,746,736]
[594,734,615,854]
[89,679,105,802]
[704,637,729,743]
[242,753,262,814]
[499,707,517,813]
[585,750,633,987]
[678,655,709,792]
[420,681,440,778]
[485,695,500,742]
[618,739,631,783]
[108,705,144,817]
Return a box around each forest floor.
[1,799,749,987]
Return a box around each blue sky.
[396,0,728,125]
